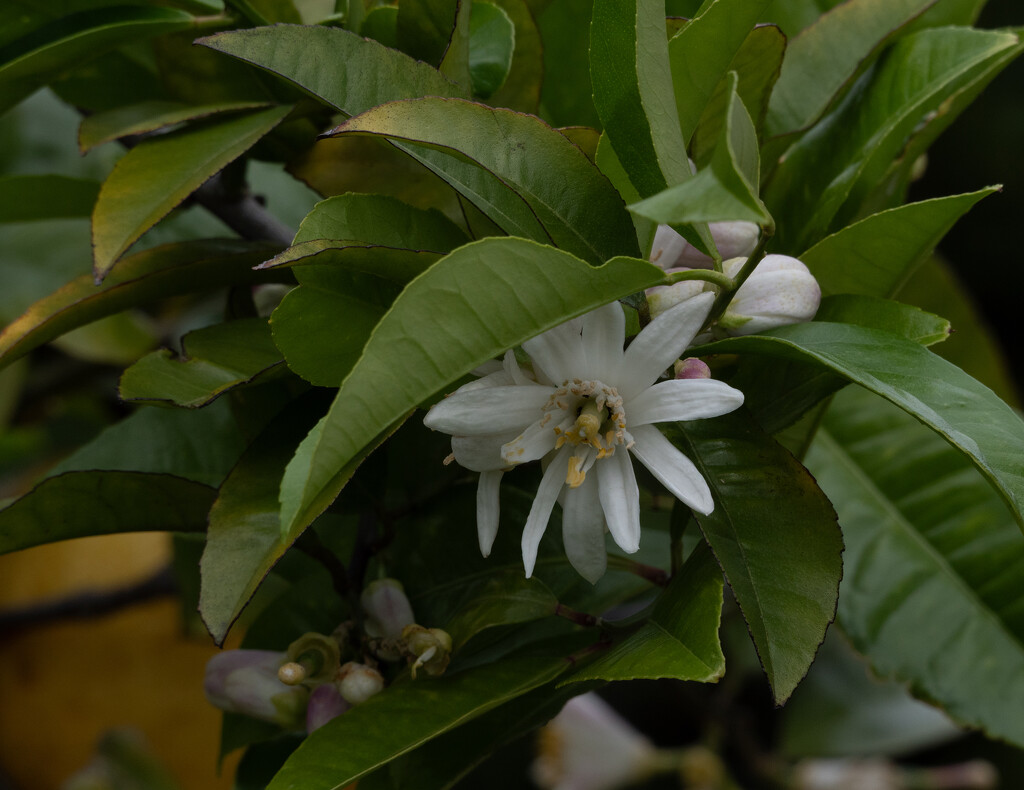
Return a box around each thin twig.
[193,172,295,247]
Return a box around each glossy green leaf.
[397,0,461,67]
[667,411,842,703]
[700,323,1024,533]
[197,24,463,114]
[0,472,212,555]
[566,541,725,684]
[271,266,399,387]
[689,23,786,166]
[442,572,559,649]
[327,98,640,263]
[48,397,247,487]
[200,396,342,645]
[260,241,442,282]
[119,318,285,408]
[807,386,1024,747]
[0,174,99,222]
[758,0,844,37]
[278,238,665,539]
[266,647,581,790]
[629,73,771,227]
[799,188,999,298]
[765,27,1019,252]
[590,0,690,199]
[92,105,292,279]
[0,240,285,373]
[668,0,771,143]
[781,630,960,758]
[293,193,469,250]
[765,0,934,137]
[814,295,949,347]
[361,5,399,47]
[486,0,542,113]
[78,99,269,152]
[537,0,600,128]
[440,0,473,88]
[907,0,986,31]
[0,6,193,116]
[468,1,515,99]
[596,134,656,255]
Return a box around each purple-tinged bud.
[337,662,385,705]
[718,255,820,335]
[362,579,416,641]
[204,650,308,729]
[674,358,711,380]
[649,222,759,271]
[305,683,350,733]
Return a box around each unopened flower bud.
[718,255,820,335]
[337,661,385,705]
[646,271,705,319]
[362,578,416,642]
[305,682,350,733]
[402,624,453,678]
[204,650,309,729]
[674,358,710,380]
[649,222,759,270]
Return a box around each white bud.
[204,650,308,729]
[337,662,385,705]
[649,222,759,270]
[719,255,821,335]
[645,270,705,319]
[361,579,416,641]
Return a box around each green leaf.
[689,23,786,166]
[799,188,1000,298]
[468,1,515,99]
[566,541,725,684]
[119,318,286,408]
[765,0,934,138]
[78,99,270,153]
[48,397,247,486]
[765,27,1020,252]
[814,295,950,347]
[279,238,664,539]
[200,396,339,645]
[361,5,399,47]
[700,323,1024,533]
[807,386,1024,747]
[668,0,771,143]
[536,0,601,128]
[91,105,292,279]
[590,0,691,198]
[439,0,473,88]
[629,73,771,227]
[293,193,469,250]
[668,411,842,703]
[441,572,559,649]
[0,472,212,555]
[326,98,640,263]
[0,174,99,222]
[486,0,542,113]
[196,24,463,115]
[0,240,285,373]
[266,647,581,790]
[270,266,399,387]
[0,6,194,116]
[397,0,461,67]
[261,241,443,281]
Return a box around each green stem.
[605,556,670,587]
[706,227,773,326]
[666,268,734,290]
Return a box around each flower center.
[546,379,630,489]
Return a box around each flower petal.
[597,449,641,554]
[524,318,583,385]
[424,384,553,435]
[452,432,519,471]
[619,292,715,400]
[629,424,714,515]
[522,446,572,578]
[561,473,608,584]
[626,379,744,427]
[502,411,570,465]
[580,301,625,383]
[477,470,503,557]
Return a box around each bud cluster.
[204,578,453,734]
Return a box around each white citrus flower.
[531,693,660,790]
[718,254,821,335]
[423,294,743,582]
[649,221,759,270]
